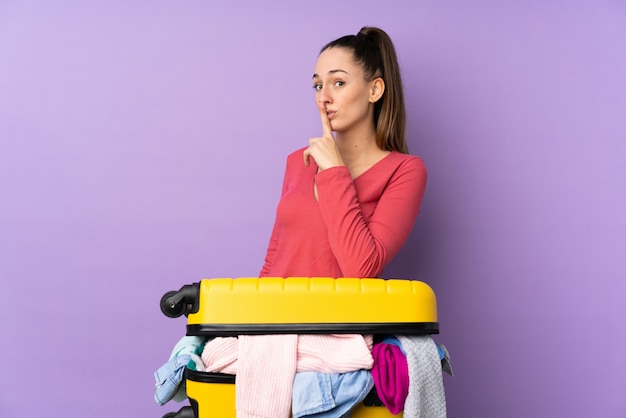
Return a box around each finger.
[318,102,333,139]
[303,147,310,166]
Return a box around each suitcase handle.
[160,283,200,318]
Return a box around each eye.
[313,83,322,91]
[334,80,345,87]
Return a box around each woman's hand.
[303,103,345,170]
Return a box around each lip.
[326,110,337,119]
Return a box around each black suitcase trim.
[184,369,386,408]
[187,322,439,336]
[185,369,236,384]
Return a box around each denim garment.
[292,370,374,418]
[154,355,191,406]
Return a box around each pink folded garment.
[200,336,240,374]
[297,333,374,373]
[201,334,374,374]
[237,335,298,418]
[371,342,409,415]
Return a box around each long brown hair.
[321,27,408,154]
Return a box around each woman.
[260,26,427,279]
[204,27,431,418]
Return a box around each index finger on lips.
[318,102,333,139]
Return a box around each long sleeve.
[315,156,427,278]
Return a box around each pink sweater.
[201,334,375,375]
[260,148,427,278]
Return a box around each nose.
[317,86,331,106]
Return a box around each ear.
[369,77,385,103]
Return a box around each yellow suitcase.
[160,277,439,418]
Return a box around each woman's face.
[313,47,375,134]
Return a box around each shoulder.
[285,147,309,165]
[287,147,308,159]
[281,147,318,176]
[384,152,427,178]
[382,153,428,202]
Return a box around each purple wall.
[1,1,625,416]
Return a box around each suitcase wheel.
[162,406,195,418]
[160,283,200,318]
[160,291,187,318]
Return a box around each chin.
[330,121,344,133]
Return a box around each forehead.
[314,47,362,78]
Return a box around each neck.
[335,127,390,178]
[335,134,377,166]
[333,103,382,163]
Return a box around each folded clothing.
[202,334,374,418]
[371,342,409,415]
[292,370,374,418]
[154,353,204,405]
[154,336,207,405]
[201,334,374,374]
[397,335,447,418]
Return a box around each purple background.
[1,1,625,417]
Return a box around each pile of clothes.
[154,334,452,418]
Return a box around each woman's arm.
[315,157,427,278]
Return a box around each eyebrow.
[312,69,349,79]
